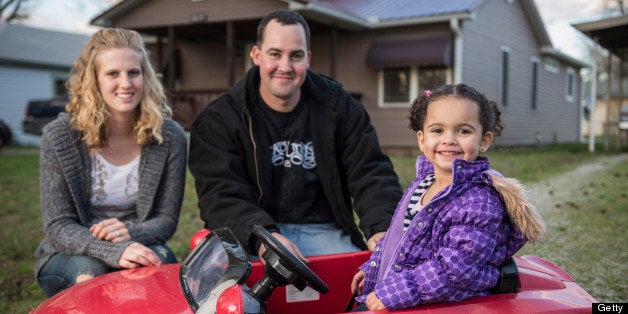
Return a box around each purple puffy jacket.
[356,156,545,310]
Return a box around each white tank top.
[89,151,140,224]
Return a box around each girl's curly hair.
[66,28,172,150]
[408,84,503,136]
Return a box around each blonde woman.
[35,28,187,297]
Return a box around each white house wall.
[0,66,65,146]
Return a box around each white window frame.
[378,67,417,108]
[565,67,576,103]
[377,67,450,108]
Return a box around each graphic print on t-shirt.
[270,140,316,169]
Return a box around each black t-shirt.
[255,94,334,223]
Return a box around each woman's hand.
[365,291,385,310]
[118,242,162,269]
[90,218,130,243]
[350,270,366,295]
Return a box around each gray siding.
[461,0,580,146]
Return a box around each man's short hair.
[256,10,311,50]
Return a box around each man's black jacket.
[189,66,403,254]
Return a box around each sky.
[17,0,612,63]
[18,0,112,35]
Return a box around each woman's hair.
[66,28,172,149]
[408,84,503,136]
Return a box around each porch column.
[226,21,236,86]
[330,27,338,79]
[589,62,597,153]
[618,58,625,147]
[156,36,163,72]
[604,53,613,151]
[167,26,176,92]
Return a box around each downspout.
[450,17,463,84]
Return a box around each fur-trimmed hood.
[414,155,547,244]
[489,174,546,243]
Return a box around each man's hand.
[367,232,385,251]
[257,232,310,264]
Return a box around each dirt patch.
[527,154,628,214]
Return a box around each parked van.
[0,118,12,150]
[22,98,67,136]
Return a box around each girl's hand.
[366,291,385,310]
[367,232,385,251]
[118,242,162,269]
[90,218,130,242]
[350,270,366,295]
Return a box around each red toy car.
[31,225,597,313]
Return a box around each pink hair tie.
[425,89,432,97]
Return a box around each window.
[383,68,411,103]
[418,68,447,93]
[51,74,69,97]
[379,67,448,107]
[544,57,559,74]
[565,67,575,102]
[530,58,539,110]
[499,47,510,106]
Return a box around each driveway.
[522,153,628,303]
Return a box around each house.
[91,0,587,151]
[573,14,628,148]
[0,23,89,146]
[581,76,628,137]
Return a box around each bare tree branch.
[0,0,30,23]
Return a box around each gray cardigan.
[35,113,187,277]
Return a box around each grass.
[0,143,626,312]
[515,157,628,302]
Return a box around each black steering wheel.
[250,224,329,302]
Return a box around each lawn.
[1,143,625,312]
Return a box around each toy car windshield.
[179,228,251,311]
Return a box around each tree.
[0,0,33,23]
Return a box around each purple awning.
[366,32,453,69]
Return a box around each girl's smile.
[418,96,493,179]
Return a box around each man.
[189,10,402,262]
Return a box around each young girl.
[350,84,545,310]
